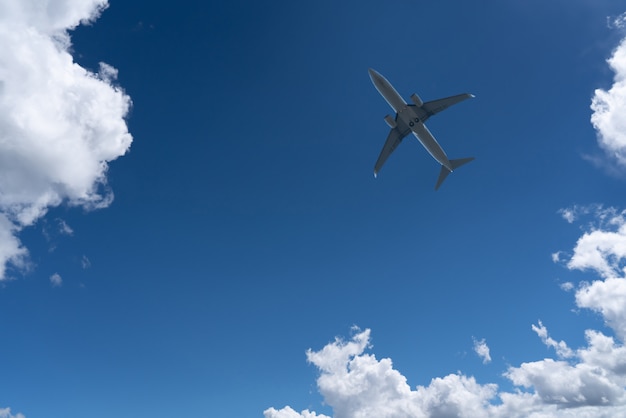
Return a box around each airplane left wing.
[374,118,411,177]
[422,93,474,118]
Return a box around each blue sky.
[2,1,626,417]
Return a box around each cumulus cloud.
[576,278,626,341]
[0,0,132,280]
[565,207,626,278]
[270,326,626,417]
[591,24,626,169]
[473,338,492,364]
[268,206,626,417]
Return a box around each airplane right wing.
[422,93,474,118]
[374,117,411,177]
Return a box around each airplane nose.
[368,68,382,84]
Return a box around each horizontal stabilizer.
[435,157,475,190]
[450,157,474,170]
[435,166,451,191]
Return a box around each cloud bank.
[266,206,626,417]
[0,0,132,279]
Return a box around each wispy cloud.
[57,219,74,236]
[267,206,626,417]
[0,0,132,280]
[473,337,492,364]
[607,12,626,30]
[264,407,329,418]
[531,321,574,358]
[81,255,91,269]
[0,407,25,418]
[50,272,62,287]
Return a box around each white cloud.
[81,255,91,269]
[566,208,626,279]
[559,208,577,224]
[473,337,492,364]
[576,278,626,341]
[304,328,501,418]
[49,272,62,287]
[0,214,28,279]
[0,0,132,280]
[560,207,626,341]
[270,205,626,417]
[557,205,601,226]
[264,407,330,418]
[591,32,626,169]
[57,219,73,236]
[506,358,624,407]
[532,321,574,358]
[271,326,626,418]
[0,407,25,418]
[608,12,626,30]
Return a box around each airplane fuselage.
[369,69,452,170]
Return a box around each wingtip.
[373,172,378,178]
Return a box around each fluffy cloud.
[566,207,626,279]
[0,0,132,280]
[269,327,626,418]
[267,206,626,417]
[267,329,500,418]
[591,15,626,169]
[563,207,626,340]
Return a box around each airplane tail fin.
[435,157,474,190]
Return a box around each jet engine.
[410,93,423,107]
[384,114,396,129]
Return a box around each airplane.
[369,68,475,190]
